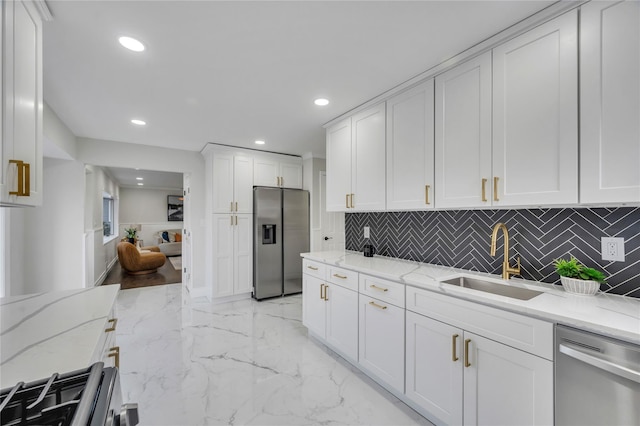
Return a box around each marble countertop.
[0,285,120,389]
[302,251,640,345]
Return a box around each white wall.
[77,137,206,296]
[20,158,86,293]
[303,156,328,251]
[119,187,183,245]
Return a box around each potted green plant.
[553,256,606,296]
[124,228,137,244]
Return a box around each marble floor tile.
[116,284,433,426]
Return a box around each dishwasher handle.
[559,342,640,384]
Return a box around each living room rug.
[168,256,182,271]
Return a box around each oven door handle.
[559,343,640,384]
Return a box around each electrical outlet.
[364,226,370,239]
[601,237,625,262]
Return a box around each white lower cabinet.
[406,311,463,425]
[212,213,253,298]
[406,308,553,425]
[358,294,404,392]
[303,274,358,361]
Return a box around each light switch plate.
[601,237,625,262]
[364,226,370,239]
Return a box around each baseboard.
[188,286,210,301]
[212,292,251,305]
[94,270,107,287]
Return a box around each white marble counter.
[0,285,120,389]
[302,251,640,345]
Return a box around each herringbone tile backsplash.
[345,208,640,298]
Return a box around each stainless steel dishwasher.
[555,325,640,425]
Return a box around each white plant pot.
[560,276,600,296]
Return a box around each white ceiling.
[105,167,183,190]
[43,0,556,158]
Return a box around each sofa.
[117,242,167,275]
[155,229,182,257]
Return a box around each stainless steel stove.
[0,362,138,426]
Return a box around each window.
[103,193,115,237]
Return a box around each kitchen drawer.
[326,265,358,290]
[303,259,326,280]
[406,286,553,360]
[359,274,405,308]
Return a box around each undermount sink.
[441,276,543,300]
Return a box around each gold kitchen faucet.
[490,223,521,280]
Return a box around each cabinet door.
[463,332,553,426]
[493,11,578,206]
[406,312,463,425]
[1,0,43,206]
[351,103,386,211]
[233,214,253,294]
[325,283,358,361]
[253,157,279,187]
[233,155,253,213]
[358,294,404,392]
[435,52,492,208]
[279,161,303,189]
[302,274,326,337]
[580,0,640,203]
[386,80,435,210]
[326,118,352,211]
[212,214,234,298]
[212,154,234,213]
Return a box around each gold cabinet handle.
[452,334,459,362]
[230,201,234,212]
[320,283,324,299]
[105,318,118,333]
[464,339,471,367]
[280,176,284,186]
[369,284,388,292]
[350,193,355,208]
[235,201,238,211]
[235,215,238,226]
[323,284,329,301]
[369,300,387,310]
[307,265,319,271]
[425,185,430,205]
[230,215,234,226]
[333,273,347,279]
[9,160,30,196]
[493,177,499,202]
[345,194,349,208]
[108,346,120,369]
[481,178,487,202]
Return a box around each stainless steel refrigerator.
[253,187,310,300]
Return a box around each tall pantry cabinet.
[203,146,254,299]
[1,0,45,207]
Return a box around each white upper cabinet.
[580,0,640,204]
[1,1,43,207]
[351,103,386,211]
[492,10,578,206]
[326,103,386,212]
[253,154,303,189]
[211,152,253,214]
[435,52,492,209]
[386,80,435,210]
[326,118,352,211]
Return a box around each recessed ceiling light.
[255,140,265,145]
[314,98,329,106]
[119,36,145,52]
[131,119,146,126]
[136,177,143,180]
[137,183,144,186]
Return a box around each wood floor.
[102,256,181,290]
